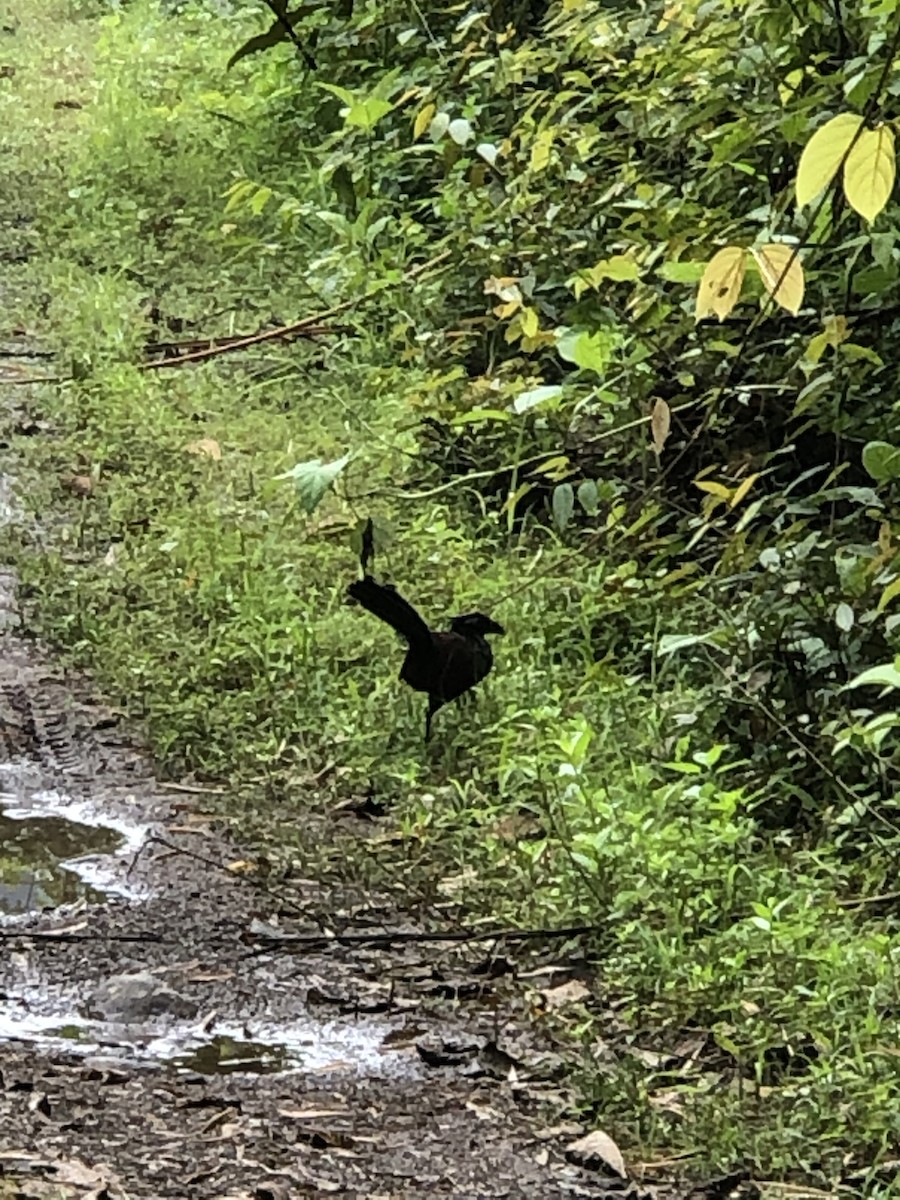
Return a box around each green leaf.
[346,97,393,131]
[318,82,355,107]
[556,328,619,376]
[552,483,575,532]
[594,255,639,282]
[843,663,900,691]
[276,453,352,514]
[451,408,510,425]
[863,441,900,482]
[657,632,722,656]
[658,261,706,283]
[577,479,599,515]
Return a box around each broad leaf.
[577,479,599,515]
[658,632,722,656]
[843,663,900,691]
[796,112,863,206]
[752,243,804,315]
[513,384,562,414]
[863,441,900,483]
[844,124,896,223]
[695,246,746,321]
[447,118,473,146]
[552,483,575,532]
[556,328,619,375]
[276,453,352,514]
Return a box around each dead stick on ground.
[141,249,453,371]
[245,923,598,954]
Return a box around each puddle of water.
[166,1034,291,1075]
[0,1000,417,1078]
[155,1015,415,1077]
[0,781,153,914]
[0,810,115,913]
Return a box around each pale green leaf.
[552,483,575,532]
[276,453,352,514]
[843,662,900,691]
[513,384,562,414]
[796,112,863,206]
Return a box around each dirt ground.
[0,359,663,1197]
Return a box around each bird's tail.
[347,576,431,651]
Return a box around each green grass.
[4,0,900,1189]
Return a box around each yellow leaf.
[695,479,732,500]
[878,576,900,613]
[396,87,419,108]
[594,254,640,283]
[729,473,759,509]
[185,438,222,460]
[844,124,896,223]
[530,129,554,172]
[752,244,804,316]
[535,455,571,478]
[484,275,522,303]
[824,314,849,343]
[695,246,747,322]
[778,68,804,108]
[501,482,532,518]
[413,102,435,140]
[805,331,829,362]
[520,306,540,338]
[495,300,521,320]
[504,314,525,342]
[657,2,683,31]
[806,314,849,361]
[796,112,863,207]
[650,397,670,456]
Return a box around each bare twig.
[140,249,452,372]
[244,922,598,954]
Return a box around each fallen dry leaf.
[185,437,222,460]
[61,473,93,496]
[541,979,590,1009]
[565,1129,627,1177]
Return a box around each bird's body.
[347,575,503,740]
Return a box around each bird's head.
[449,612,505,637]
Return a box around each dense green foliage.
[6,0,900,1187]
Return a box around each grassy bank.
[4,1,900,1189]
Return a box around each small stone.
[90,971,197,1021]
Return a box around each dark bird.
[347,575,504,741]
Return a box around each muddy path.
[0,361,641,1196]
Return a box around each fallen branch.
[245,922,598,953]
[143,323,337,367]
[139,249,452,372]
[0,927,168,944]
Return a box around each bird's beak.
[488,619,505,635]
